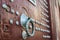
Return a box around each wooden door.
[0,0,51,40]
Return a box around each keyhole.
[3,25,9,32]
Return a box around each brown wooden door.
[0,0,51,40]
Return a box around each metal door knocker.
[26,18,35,36]
[20,14,35,39]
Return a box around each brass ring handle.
[26,18,35,37]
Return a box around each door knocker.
[20,14,35,39]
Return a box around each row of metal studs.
[31,18,50,28]
[43,0,48,4]
[29,25,50,33]
[39,0,48,8]
[41,17,49,23]
[10,0,19,15]
[39,0,49,23]
[40,5,48,13]
[2,0,19,26]
[2,0,19,16]
[43,35,51,38]
[9,19,19,25]
[41,12,49,18]
[35,27,50,33]
[40,0,51,39]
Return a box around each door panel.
[1,0,51,40]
